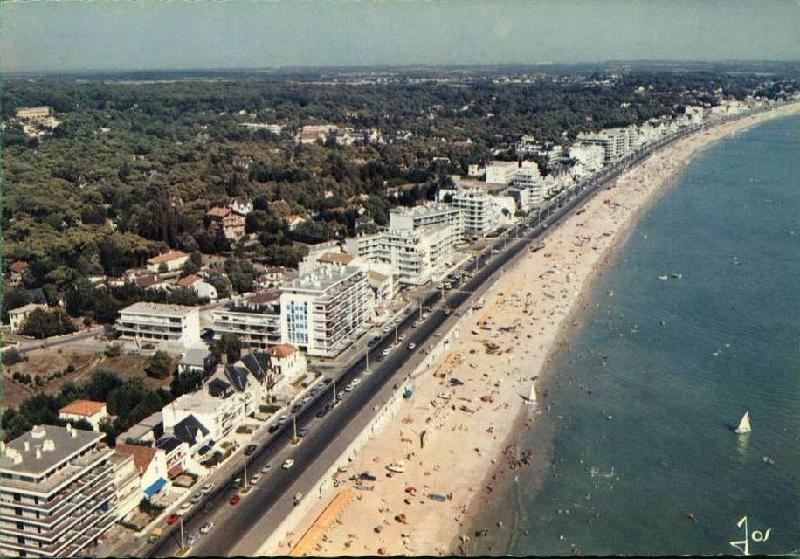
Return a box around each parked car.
[201,483,214,495]
[250,474,261,485]
[268,423,280,433]
[298,428,309,438]
[382,348,391,356]
[244,445,257,456]
[278,416,289,425]
[413,320,422,327]
[261,465,272,474]
[190,494,202,505]
[200,521,215,535]
[291,404,302,413]
[179,503,191,513]
[166,514,180,525]
[397,334,406,342]
[316,408,328,419]
[293,492,303,506]
[187,531,200,545]
[282,459,294,470]
[229,494,240,506]
[322,378,333,385]
[408,342,417,350]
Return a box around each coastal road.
[145,106,775,557]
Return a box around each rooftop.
[175,274,199,287]
[59,399,107,417]
[119,301,198,318]
[147,250,188,265]
[207,206,232,218]
[115,443,157,474]
[268,343,297,359]
[0,425,104,476]
[8,302,45,316]
[180,347,211,367]
[390,202,459,218]
[318,252,355,266]
[283,264,363,293]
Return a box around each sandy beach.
[260,103,800,557]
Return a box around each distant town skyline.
[2,0,799,74]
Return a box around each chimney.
[23,441,30,452]
[35,449,42,460]
[43,439,55,452]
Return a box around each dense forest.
[3,69,797,317]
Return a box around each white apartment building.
[438,188,516,236]
[388,203,464,238]
[0,425,117,558]
[280,265,371,357]
[212,291,282,349]
[512,166,547,206]
[115,302,201,350]
[356,224,459,286]
[577,127,637,164]
[485,161,519,185]
[568,143,605,173]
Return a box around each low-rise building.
[266,344,307,386]
[58,400,109,431]
[8,303,47,334]
[115,302,201,351]
[280,265,371,357]
[212,291,281,349]
[178,347,215,376]
[206,207,246,241]
[146,250,189,274]
[9,260,28,284]
[109,453,140,521]
[0,425,117,558]
[116,412,163,446]
[485,161,519,185]
[175,274,218,302]
[114,443,168,502]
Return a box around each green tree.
[145,350,173,379]
[19,308,77,339]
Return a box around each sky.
[2,0,799,73]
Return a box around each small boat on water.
[734,411,751,434]
[658,275,668,281]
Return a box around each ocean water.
[470,114,800,556]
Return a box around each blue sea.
[470,114,800,556]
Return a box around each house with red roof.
[58,399,109,431]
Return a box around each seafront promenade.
[259,101,800,557]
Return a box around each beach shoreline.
[260,103,800,558]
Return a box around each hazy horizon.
[2,0,800,74]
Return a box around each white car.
[382,348,391,356]
[352,378,362,386]
[200,521,215,535]
[407,342,416,350]
[397,334,406,342]
[282,459,294,470]
[250,474,261,485]
[201,483,214,494]
[261,465,272,474]
[179,502,192,513]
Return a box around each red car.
[230,494,240,506]
[166,514,180,525]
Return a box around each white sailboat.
[734,411,751,434]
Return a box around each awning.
[144,478,167,498]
